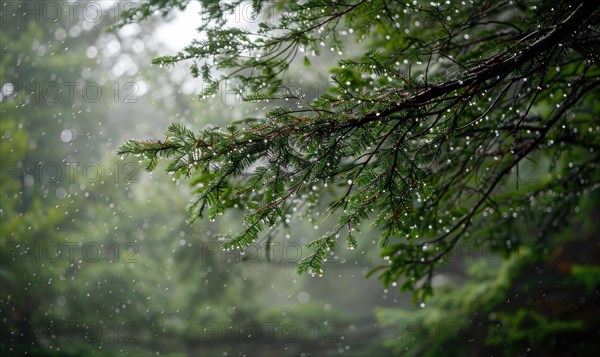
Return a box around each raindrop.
[60,129,72,143]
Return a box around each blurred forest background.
[1,1,598,356]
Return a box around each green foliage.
[569,264,600,293]
[119,0,600,300]
[377,229,600,356]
